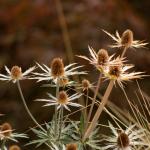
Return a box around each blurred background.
[0,0,150,149]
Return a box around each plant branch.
[17,81,45,132]
[83,80,114,141]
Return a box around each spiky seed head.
[66,143,77,150]
[11,66,22,80]
[97,49,109,65]
[58,91,68,105]
[109,65,121,79]
[59,77,69,86]
[121,29,133,48]
[1,122,12,137]
[82,79,90,91]
[51,58,65,78]
[117,132,130,148]
[9,145,21,150]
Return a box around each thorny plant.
[0,29,149,150]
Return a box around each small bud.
[121,29,133,48]
[97,49,109,65]
[109,65,121,78]
[1,122,12,137]
[117,132,130,148]
[11,66,22,80]
[58,91,68,105]
[82,79,90,91]
[51,58,65,78]
[9,145,21,150]
[59,77,69,87]
[66,143,77,150]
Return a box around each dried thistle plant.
[0,28,148,150]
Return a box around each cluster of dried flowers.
[0,29,149,150]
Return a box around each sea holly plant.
[0,122,27,150]
[0,29,149,150]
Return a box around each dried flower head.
[97,49,109,65]
[58,91,68,105]
[77,46,115,73]
[117,132,130,148]
[11,66,22,80]
[33,60,86,82]
[9,145,21,150]
[101,122,147,150]
[109,65,122,79]
[82,79,90,91]
[36,91,82,111]
[0,65,35,83]
[51,58,65,78]
[121,29,133,48]
[0,122,12,137]
[104,57,144,87]
[103,29,148,49]
[66,143,77,150]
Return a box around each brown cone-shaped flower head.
[58,91,68,105]
[9,145,21,150]
[82,79,90,91]
[11,66,22,80]
[117,132,130,148]
[51,58,65,78]
[109,65,121,78]
[66,143,77,150]
[1,122,12,137]
[97,49,109,65]
[121,29,133,48]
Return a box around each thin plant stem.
[17,81,45,132]
[83,80,114,141]
[121,47,127,58]
[54,0,74,63]
[85,89,89,119]
[58,106,63,140]
[85,73,102,130]
[55,78,60,136]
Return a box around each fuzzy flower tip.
[51,58,65,78]
[0,65,36,83]
[101,122,147,150]
[0,122,12,138]
[9,145,21,150]
[82,79,90,91]
[97,49,109,65]
[103,29,148,49]
[36,91,82,111]
[66,143,77,150]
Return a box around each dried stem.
[85,73,102,130]
[121,47,127,58]
[55,0,74,63]
[85,89,89,119]
[83,80,114,141]
[17,81,45,132]
[55,78,60,136]
[58,106,63,140]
